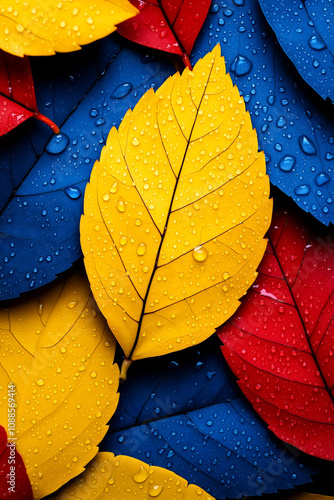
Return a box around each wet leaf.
[0,51,59,136]
[218,201,334,460]
[0,0,138,57]
[50,452,215,499]
[192,0,334,225]
[102,337,319,499]
[117,0,211,67]
[0,269,119,499]
[0,426,33,499]
[80,45,272,370]
[259,0,334,102]
[0,39,124,213]
[0,40,174,301]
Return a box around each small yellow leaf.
[0,270,119,499]
[51,452,215,499]
[81,44,273,368]
[0,0,138,57]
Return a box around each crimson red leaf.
[218,203,334,460]
[0,426,32,499]
[0,51,59,136]
[117,0,211,67]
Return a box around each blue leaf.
[102,338,319,499]
[258,0,334,102]
[192,0,334,225]
[0,40,174,300]
[0,39,120,212]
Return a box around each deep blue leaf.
[0,39,173,300]
[0,39,121,212]
[103,337,319,499]
[193,0,334,225]
[258,0,334,102]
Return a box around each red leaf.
[0,51,59,136]
[218,204,334,460]
[117,0,211,67]
[0,426,33,499]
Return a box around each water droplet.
[64,186,82,199]
[148,485,163,497]
[110,83,133,99]
[308,35,326,51]
[299,135,317,155]
[110,181,119,194]
[36,379,45,386]
[315,172,330,186]
[37,302,44,317]
[132,466,148,483]
[120,236,128,246]
[67,301,78,309]
[46,133,69,154]
[294,184,310,196]
[278,155,296,172]
[90,108,99,117]
[116,199,126,213]
[90,371,97,378]
[132,137,140,146]
[230,55,253,76]
[137,242,147,256]
[276,116,287,128]
[192,246,208,262]
[233,0,245,5]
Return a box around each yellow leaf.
[0,270,119,499]
[81,44,273,373]
[51,452,216,499]
[0,0,138,57]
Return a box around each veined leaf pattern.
[81,45,272,370]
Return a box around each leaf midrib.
[271,217,334,405]
[128,59,215,360]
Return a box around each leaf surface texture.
[0,0,138,57]
[193,0,334,225]
[0,270,119,498]
[259,0,334,102]
[0,51,54,136]
[102,338,318,498]
[117,0,211,62]
[218,203,334,460]
[51,452,215,499]
[0,41,174,301]
[81,45,272,362]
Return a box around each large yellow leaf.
[0,270,119,499]
[51,452,215,499]
[81,44,272,374]
[0,0,138,57]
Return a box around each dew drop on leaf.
[46,133,69,154]
[116,198,126,213]
[132,466,148,483]
[192,246,208,262]
[64,186,82,199]
[137,243,147,256]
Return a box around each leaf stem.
[182,53,192,70]
[120,357,132,383]
[34,112,60,134]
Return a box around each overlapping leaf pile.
[0,0,333,498]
